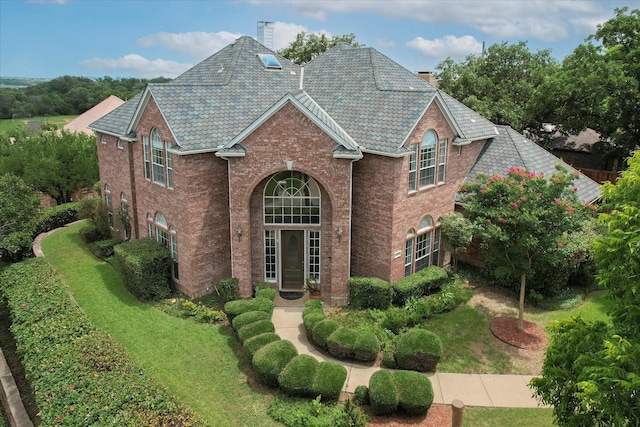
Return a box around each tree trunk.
[518,272,526,331]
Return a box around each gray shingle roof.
[89,36,502,155]
[89,92,142,137]
[465,125,601,202]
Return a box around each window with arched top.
[151,129,165,185]
[104,184,113,227]
[405,216,442,276]
[263,171,321,225]
[408,130,448,191]
[147,212,178,279]
[170,226,179,280]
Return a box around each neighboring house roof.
[551,128,601,153]
[90,93,142,138]
[90,36,497,155]
[465,125,601,202]
[64,95,124,135]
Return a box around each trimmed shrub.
[348,277,393,310]
[303,298,324,312]
[237,319,275,343]
[393,266,449,306]
[395,328,443,372]
[79,222,108,243]
[232,310,271,331]
[255,287,277,301]
[380,306,411,334]
[418,266,449,294]
[422,281,472,315]
[394,370,434,416]
[312,361,348,401]
[354,331,381,362]
[369,370,399,415]
[88,238,122,259]
[243,332,281,358]
[32,202,80,237]
[278,354,319,397]
[217,277,239,303]
[112,237,172,301]
[327,327,358,359]
[223,297,274,322]
[311,319,340,348]
[0,230,33,262]
[303,311,326,336]
[252,340,298,386]
[382,344,398,369]
[354,385,370,406]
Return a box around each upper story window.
[409,130,448,191]
[144,129,173,189]
[101,135,107,144]
[264,171,320,225]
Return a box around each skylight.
[257,53,282,70]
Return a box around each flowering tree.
[459,165,591,330]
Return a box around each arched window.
[170,226,179,280]
[405,216,442,276]
[147,212,178,280]
[151,128,165,185]
[263,171,321,224]
[408,130,448,191]
[104,184,113,227]
[120,192,129,240]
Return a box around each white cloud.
[136,31,242,62]
[79,54,191,78]
[407,35,482,60]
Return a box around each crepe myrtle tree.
[459,165,591,330]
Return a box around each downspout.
[220,155,236,276]
[127,138,139,239]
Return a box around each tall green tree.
[436,41,559,133]
[0,173,40,261]
[459,166,588,330]
[278,32,362,65]
[531,152,640,426]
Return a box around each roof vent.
[257,53,282,70]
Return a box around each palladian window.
[405,215,442,276]
[264,171,320,225]
[408,130,448,191]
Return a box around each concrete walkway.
[272,306,546,408]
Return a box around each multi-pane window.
[143,135,151,179]
[264,171,320,225]
[405,215,442,276]
[148,212,178,279]
[151,129,165,185]
[308,231,320,282]
[170,226,179,280]
[105,184,113,227]
[120,192,129,240]
[408,144,418,191]
[166,141,173,189]
[264,230,277,282]
[409,130,447,191]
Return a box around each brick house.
[90,36,599,305]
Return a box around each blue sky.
[0,0,636,79]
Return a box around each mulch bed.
[490,316,548,350]
[366,403,452,427]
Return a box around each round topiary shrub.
[394,370,434,416]
[327,328,358,360]
[312,361,347,401]
[354,330,381,362]
[252,340,298,386]
[395,328,443,372]
[303,311,326,337]
[237,319,275,344]
[232,310,270,332]
[243,332,280,359]
[224,297,274,322]
[278,354,319,397]
[369,369,399,415]
[311,319,340,348]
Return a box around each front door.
[281,230,305,291]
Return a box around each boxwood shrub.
[327,327,358,359]
[369,370,399,415]
[224,297,274,321]
[255,287,277,301]
[313,361,348,401]
[395,328,443,372]
[353,331,381,362]
[232,310,271,331]
[278,354,319,397]
[112,237,173,301]
[347,277,393,310]
[32,201,81,237]
[243,333,281,359]
[311,319,340,348]
[217,277,239,303]
[303,311,326,336]
[0,258,204,426]
[88,238,122,259]
[252,339,299,386]
[392,266,448,306]
[394,370,434,416]
[237,319,276,343]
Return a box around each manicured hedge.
[392,266,448,306]
[243,333,281,359]
[394,370,434,416]
[252,340,299,386]
[255,287,277,301]
[278,354,319,397]
[88,238,122,259]
[231,310,270,331]
[395,328,443,372]
[112,237,173,301]
[326,328,380,362]
[368,369,434,416]
[348,277,393,310]
[0,258,205,426]
[237,319,276,343]
[369,370,399,416]
[32,201,81,237]
[224,297,274,321]
[312,361,348,401]
[311,319,340,348]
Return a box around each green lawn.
[465,407,555,426]
[0,115,77,133]
[41,222,279,427]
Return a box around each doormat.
[279,291,304,300]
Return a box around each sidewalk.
[272,306,545,408]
